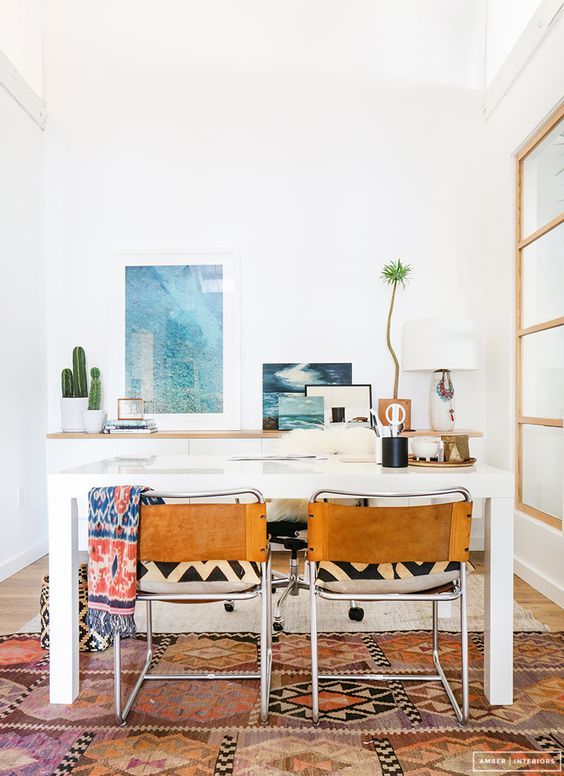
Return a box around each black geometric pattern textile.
[39,563,111,653]
[214,733,238,774]
[137,559,261,585]
[317,560,461,586]
[52,732,96,775]
[371,736,405,775]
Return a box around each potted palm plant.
[378,259,413,429]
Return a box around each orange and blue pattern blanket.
[86,486,161,637]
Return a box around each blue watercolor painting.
[278,395,325,430]
[125,264,223,414]
[262,362,352,429]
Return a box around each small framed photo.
[117,398,144,420]
[305,384,372,427]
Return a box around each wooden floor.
[0,552,562,634]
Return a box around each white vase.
[83,409,107,434]
[61,398,89,432]
[430,370,455,432]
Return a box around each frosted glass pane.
[521,327,564,419]
[521,223,564,328]
[522,425,563,520]
[521,118,564,238]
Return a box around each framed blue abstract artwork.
[109,252,240,429]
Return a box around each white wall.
[483,14,564,605]
[0,0,43,94]
[42,0,487,439]
[485,0,541,85]
[0,84,46,580]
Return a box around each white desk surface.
[51,455,514,499]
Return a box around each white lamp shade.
[401,318,479,371]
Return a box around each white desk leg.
[483,496,514,705]
[48,486,79,703]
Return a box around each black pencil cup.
[382,436,408,468]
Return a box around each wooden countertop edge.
[46,430,285,439]
[46,428,483,439]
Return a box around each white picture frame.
[107,251,240,430]
[305,384,372,427]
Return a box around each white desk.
[48,455,514,706]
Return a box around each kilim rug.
[0,631,562,775]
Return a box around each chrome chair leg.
[146,600,153,659]
[260,556,273,723]
[431,583,466,725]
[460,561,469,724]
[114,633,125,725]
[309,561,320,724]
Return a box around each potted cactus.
[83,367,106,433]
[60,346,90,432]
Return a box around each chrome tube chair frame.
[114,488,273,725]
[307,488,472,726]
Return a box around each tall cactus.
[61,368,74,398]
[88,367,102,410]
[72,346,88,398]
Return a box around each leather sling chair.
[306,487,473,725]
[113,488,272,725]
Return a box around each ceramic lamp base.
[430,369,455,431]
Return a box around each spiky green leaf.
[380,259,412,287]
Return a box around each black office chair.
[266,500,365,630]
[268,519,309,631]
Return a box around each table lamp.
[401,318,479,431]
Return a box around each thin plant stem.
[386,281,400,399]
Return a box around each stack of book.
[103,419,158,434]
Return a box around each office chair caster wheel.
[273,621,284,632]
[224,602,235,613]
[348,606,364,622]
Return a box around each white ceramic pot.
[61,398,89,432]
[83,409,107,434]
[430,370,455,431]
[412,436,441,460]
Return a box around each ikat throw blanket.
[86,486,161,637]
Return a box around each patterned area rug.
[0,631,562,774]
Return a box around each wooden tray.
[408,456,477,468]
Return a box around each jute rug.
[0,630,562,774]
[20,574,547,636]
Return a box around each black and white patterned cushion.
[137,560,262,594]
[316,560,469,594]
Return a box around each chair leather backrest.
[139,502,267,563]
[307,500,472,564]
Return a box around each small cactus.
[88,367,102,410]
[73,346,88,398]
[61,368,74,398]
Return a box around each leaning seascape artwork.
[278,395,325,430]
[125,264,223,414]
[262,362,352,429]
